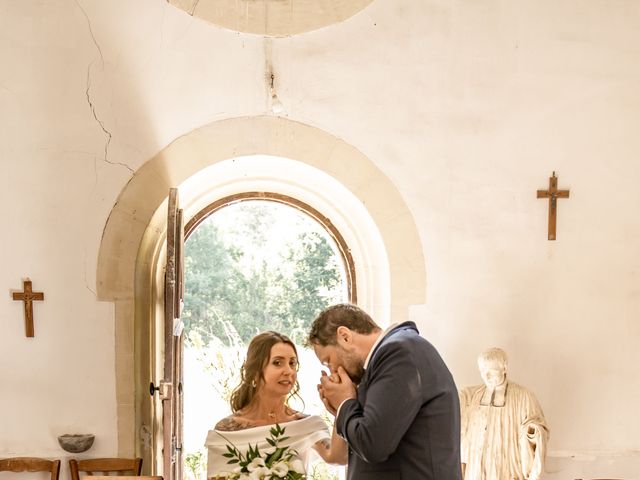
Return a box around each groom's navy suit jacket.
[335,321,462,480]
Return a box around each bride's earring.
[251,379,257,388]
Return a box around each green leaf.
[270,447,285,463]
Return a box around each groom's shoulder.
[380,322,421,347]
[378,323,444,361]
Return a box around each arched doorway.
[181,195,356,479]
[96,117,426,476]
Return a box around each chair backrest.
[68,458,143,480]
[0,457,61,480]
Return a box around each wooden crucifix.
[537,172,570,240]
[12,279,44,337]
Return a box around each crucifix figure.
[537,172,570,240]
[12,279,44,337]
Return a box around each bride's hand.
[318,371,338,416]
[320,366,357,413]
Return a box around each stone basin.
[57,434,95,453]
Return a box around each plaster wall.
[1,1,639,479]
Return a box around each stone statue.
[460,348,549,480]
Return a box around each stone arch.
[96,115,425,456]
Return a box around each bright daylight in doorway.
[181,200,349,480]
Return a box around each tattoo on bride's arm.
[216,417,256,431]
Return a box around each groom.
[308,304,462,479]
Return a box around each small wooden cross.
[537,172,570,240]
[12,279,44,337]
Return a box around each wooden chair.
[69,458,143,479]
[0,457,61,480]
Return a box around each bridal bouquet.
[218,424,306,480]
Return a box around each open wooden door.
[161,188,185,480]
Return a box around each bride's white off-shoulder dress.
[205,415,329,478]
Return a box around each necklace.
[265,405,293,422]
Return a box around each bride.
[205,331,347,479]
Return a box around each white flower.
[225,465,243,477]
[246,457,266,471]
[289,458,305,474]
[270,461,289,477]
[248,466,271,479]
[234,465,244,472]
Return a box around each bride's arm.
[312,424,348,465]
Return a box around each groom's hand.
[317,371,338,416]
[320,366,357,413]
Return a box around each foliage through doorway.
[182,200,347,480]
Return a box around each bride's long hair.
[230,331,302,413]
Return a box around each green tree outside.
[181,201,345,346]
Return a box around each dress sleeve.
[205,430,235,478]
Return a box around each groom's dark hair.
[307,303,380,346]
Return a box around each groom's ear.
[336,326,353,345]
